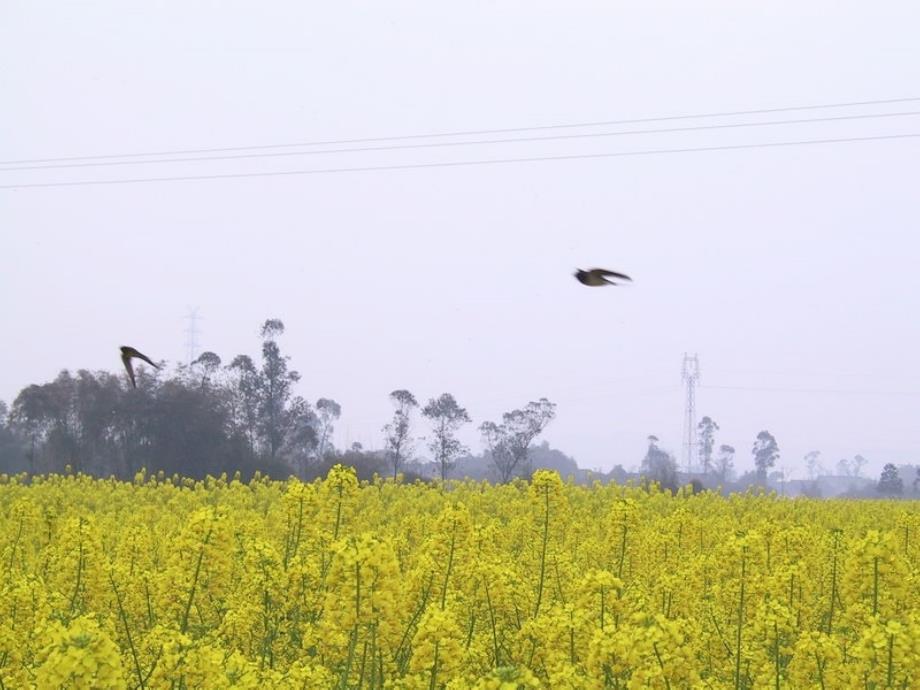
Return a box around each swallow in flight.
[120,346,159,388]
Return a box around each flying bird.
[574,268,632,287]
[120,346,159,389]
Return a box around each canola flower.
[0,467,917,689]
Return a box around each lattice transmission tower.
[681,353,700,474]
[185,308,202,366]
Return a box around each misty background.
[1,1,918,481]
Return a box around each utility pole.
[185,308,202,366]
[681,353,700,475]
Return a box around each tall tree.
[256,319,300,462]
[697,416,719,474]
[0,401,27,473]
[284,396,318,478]
[836,458,852,477]
[191,351,222,388]
[383,389,418,478]
[852,454,868,478]
[877,463,903,496]
[227,355,261,459]
[314,398,341,461]
[804,450,822,480]
[10,373,82,473]
[752,430,779,482]
[479,398,557,483]
[9,386,50,473]
[422,393,471,481]
[715,444,735,483]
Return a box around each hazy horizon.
[2,1,918,479]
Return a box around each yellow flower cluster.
[0,468,917,688]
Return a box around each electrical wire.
[701,384,920,396]
[2,95,919,166]
[0,133,920,189]
[3,109,917,172]
[2,132,917,190]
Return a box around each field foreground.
[0,468,918,689]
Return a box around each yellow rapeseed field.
[0,466,918,689]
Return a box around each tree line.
[638,414,918,497]
[0,319,557,482]
[2,320,915,494]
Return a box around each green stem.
[773,621,780,690]
[533,489,550,617]
[734,548,747,690]
[886,634,894,688]
[827,530,840,634]
[180,527,212,633]
[872,556,879,617]
[69,519,86,615]
[394,577,433,671]
[600,587,606,631]
[465,610,476,649]
[484,579,500,666]
[814,651,826,690]
[428,641,440,690]
[340,628,357,690]
[144,579,155,627]
[110,572,145,690]
[440,522,456,610]
[6,517,23,575]
[617,524,628,579]
[652,642,672,690]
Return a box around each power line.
[2,95,918,165]
[3,110,918,172]
[2,132,917,190]
[701,384,920,396]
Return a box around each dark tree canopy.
[640,434,679,493]
[0,319,326,481]
[752,430,779,481]
[877,463,903,496]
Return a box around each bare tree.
[382,389,418,478]
[421,393,471,481]
[479,398,557,483]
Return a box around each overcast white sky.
[2,1,919,477]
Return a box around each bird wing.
[593,269,632,282]
[131,349,159,369]
[121,351,137,388]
